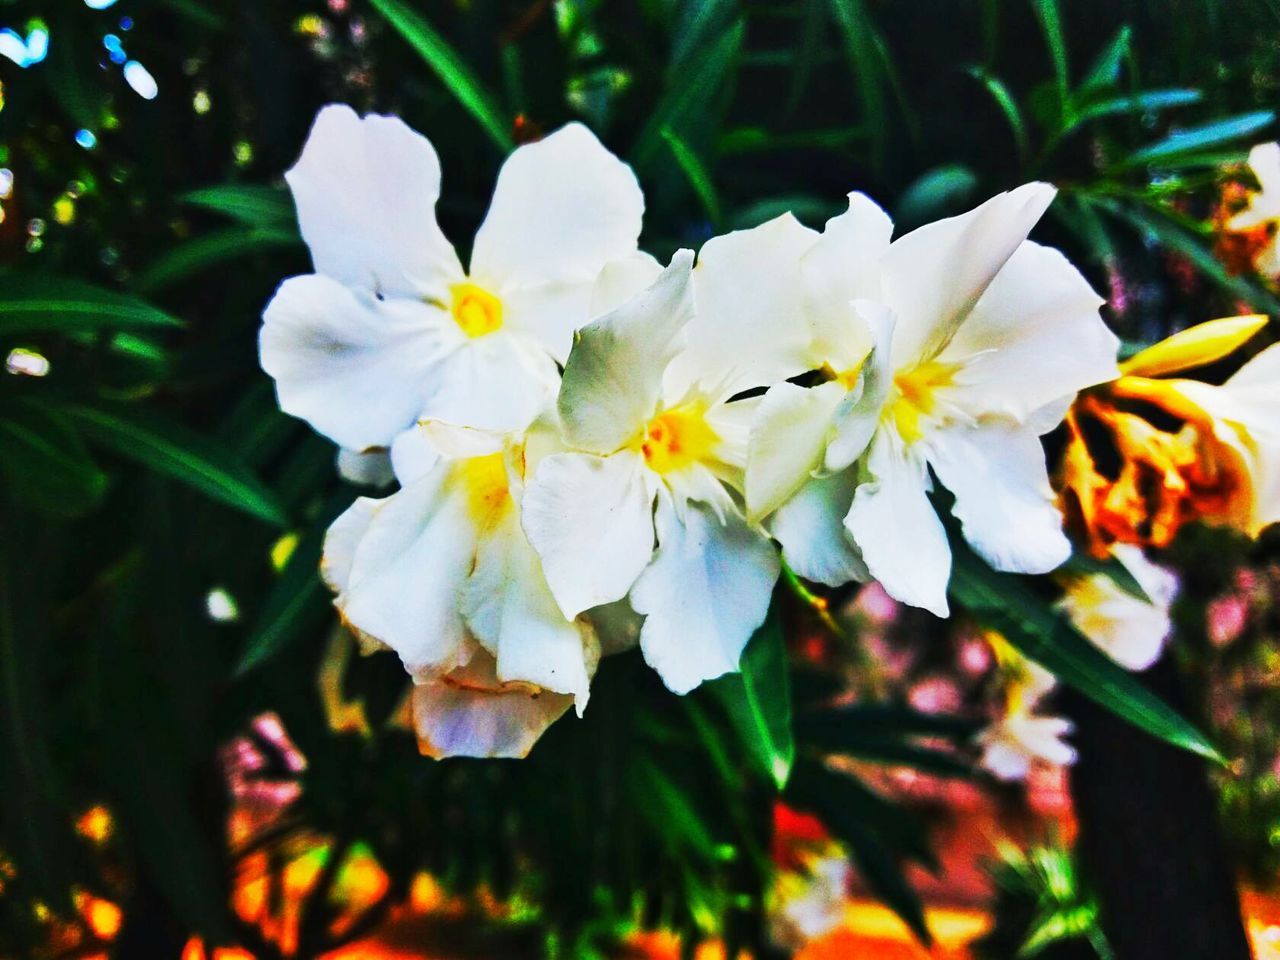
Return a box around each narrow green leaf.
[182,184,296,227]
[1072,88,1201,126]
[135,225,300,294]
[1059,550,1150,603]
[1079,25,1131,95]
[236,529,326,675]
[61,404,287,527]
[1031,0,1070,113]
[829,0,889,172]
[632,20,744,171]
[369,0,514,151]
[631,760,718,859]
[708,610,793,789]
[948,541,1223,763]
[894,165,978,228]
[0,403,107,518]
[0,275,183,336]
[1122,110,1274,167]
[660,127,722,225]
[967,67,1030,160]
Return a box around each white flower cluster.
[260,105,1120,758]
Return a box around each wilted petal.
[522,450,656,618]
[286,104,462,300]
[260,274,454,450]
[927,422,1071,576]
[845,430,951,617]
[411,651,573,759]
[632,494,780,694]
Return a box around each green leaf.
[182,184,296,227]
[1121,110,1274,167]
[1079,25,1131,95]
[369,0,514,152]
[708,610,793,789]
[631,759,718,859]
[894,165,978,228]
[135,225,300,294]
[1072,88,1202,126]
[967,67,1030,160]
[0,274,183,336]
[660,127,722,225]
[1031,0,1070,115]
[0,403,107,518]
[632,20,744,172]
[1059,550,1151,603]
[948,540,1223,763]
[61,404,287,527]
[829,0,889,172]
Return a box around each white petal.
[260,274,454,450]
[470,122,643,290]
[845,430,951,617]
[769,468,868,588]
[937,241,1118,422]
[590,251,664,317]
[336,448,394,488]
[802,192,892,368]
[823,300,896,473]
[522,451,656,618]
[417,330,561,434]
[341,467,479,677]
[557,251,695,453]
[1230,143,1280,229]
[321,496,378,596]
[927,423,1071,576]
[632,494,780,694]
[389,425,443,486]
[665,214,821,400]
[286,104,462,300]
[883,183,1057,368]
[500,280,594,365]
[462,507,598,709]
[411,651,573,759]
[744,380,846,521]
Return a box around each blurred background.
[4,0,1280,957]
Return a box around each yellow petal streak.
[1119,314,1267,378]
[890,360,958,443]
[450,282,504,338]
[633,403,719,475]
[451,452,511,525]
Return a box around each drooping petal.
[769,468,868,588]
[522,450,656,618]
[411,651,573,759]
[1230,143,1280,229]
[336,448,395,488]
[470,122,643,291]
[844,429,951,617]
[557,251,695,454]
[632,494,780,694]
[285,104,462,300]
[260,274,454,450]
[936,241,1118,423]
[340,467,479,677]
[664,214,821,400]
[744,380,846,521]
[927,423,1071,576]
[415,330,562,434]
[823,300,896,473]
[462,506,598,710]
[883,183,1057,368]
[802,193,892,368]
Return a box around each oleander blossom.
[321,421,599,759]
[521,251,781,695]
[978,639,1076,781]
[745,184,1120,616]
[260,104,644,453]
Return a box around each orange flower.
[1058,315,1279,556]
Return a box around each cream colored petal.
[336,448,394,488]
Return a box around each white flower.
[744,184,1120,615]
[321,420,599,758]
[521,250,781,695]
[977,655,1075,781]
[1057,544,1178,671]
[260,104,644,451]
[1228,142,1280,276]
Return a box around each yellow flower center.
[634,403,719,475]
[452,452,511,524]
[889,360,958,443]
[820,359,864,390]
[450,282,503,338]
